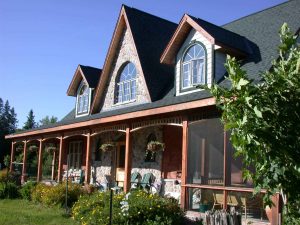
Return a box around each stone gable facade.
[100,27,150,112]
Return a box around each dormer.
[161,14,251,96]
[67,65,102,117]
[90,5,177,114]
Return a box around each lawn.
[0,199,78,225]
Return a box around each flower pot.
[199,203,209,213]
[147,141,164,152]
[100,144,115,152]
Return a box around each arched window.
[77,83,89,114]
[115,62,137,103]
[182,43,206,89]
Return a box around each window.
[182,44,206,89]
[77,82,89,115]
[115,62,137,104]
[68,141,82,169]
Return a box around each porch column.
[51,149,56,180]
[180,116,188,209]
[85,132,91,184]
[21,141,27,184]
[10,142,15,172]
[37,139,43,182]
[58,136,65,182]
[271,193,281,225]
[223,131,228,209]
[124,125,132,193]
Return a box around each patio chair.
[130,171,141,189]
[212,192,224,210]
[140,173,154,190]
[73,169,84,185]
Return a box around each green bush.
[20,181,37,200]
[0,182,20,199]
[72,189,184,225]
[32,182,83,207]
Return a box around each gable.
[91,5,177,114]
[67,65,101,96]
[100,27,150,111]
[161,14,250,65]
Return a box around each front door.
[115,143,126,187]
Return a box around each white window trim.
[75,82,92,117]
[180,44,206,91]
[116,78,136,104]
[114,63,137,105]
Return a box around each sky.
[0,0,286,128]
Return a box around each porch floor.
[185,210,270,225]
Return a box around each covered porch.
[7,105,280,224]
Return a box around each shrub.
[31,183,47,203]
[20,181,37,200]
[32,182,83,207]
[0,169,22,185]
[0,169,8,182]
[0,182,20,199]
[72,190,184,225]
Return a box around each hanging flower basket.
[28,145,38,152]
[147,141,165,152]
[100,143,116,152]
[45,146,57,153]
[16,146,24,152]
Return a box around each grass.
[0,199,78,225]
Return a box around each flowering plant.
[146,141,165,152]
[99,143,116,152]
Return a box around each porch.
[8,107,279,224]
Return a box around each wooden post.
[124,125,132,193]
[180,116,188,209]
[51,149,56,180]
[10,142,15,172]
[21,141,27,184]
[37,139,43,182]
[58,136,64,182]
[85,132,91,184]
[271,193,280,225]
[223,130,228,209]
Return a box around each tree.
[39,115,58,127]
[206,24,300,223]
[23,109,37,130]
[0,98,18,165]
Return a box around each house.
[6,1,299,224]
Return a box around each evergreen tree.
[0,98,18,165]
[23,109,37,130]
[39,115,58,127]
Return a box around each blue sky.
[0,0,286,128]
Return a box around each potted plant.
[199,200,209,213]
[147,141,165,152]
[100,143,116,152]
[45,146,57,153]
[28,145,38,152]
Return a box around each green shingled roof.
[223,0,300,84]
[79,65,102,89]
[16,1,300,134]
